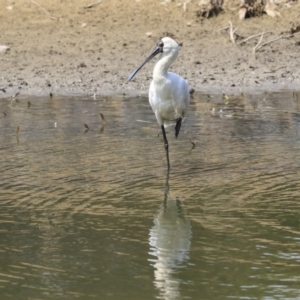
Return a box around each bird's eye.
[159,41,164,48]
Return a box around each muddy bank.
[0,0,300,98]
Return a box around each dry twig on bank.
[256,34,294,51]
[252,32,300,55]
[85,0,102,9]
[31,0,57,20]
[219,26,230,32]
[239,32,271,44]
[229,21,238,43]
[252,32,264,55]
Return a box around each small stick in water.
[99,113,107,124]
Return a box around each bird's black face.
[126,40,164,83]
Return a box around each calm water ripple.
[0,90,300,299]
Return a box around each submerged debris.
[189,138,196,153]
[12,92,19,101]
[99,113,107,124]
[189,139,196,147]
[9,92,20,107]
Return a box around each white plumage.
[127,37,190,170]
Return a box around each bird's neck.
[153,52,177,81]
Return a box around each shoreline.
[1,81,300,100]
[1,0,300,99]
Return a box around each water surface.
[1,90,300,299]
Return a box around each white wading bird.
[127,37,190,170]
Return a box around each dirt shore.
[1,0,300,98]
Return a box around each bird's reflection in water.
[148,173,192,300]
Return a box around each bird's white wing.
[149,74,190,127]
[168,72,190,117]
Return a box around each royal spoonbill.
[127,37,190,170]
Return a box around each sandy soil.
[1,0,300,98]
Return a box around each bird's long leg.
[161,125,170,170]
[164,169,170,206]
[175,118,182,139]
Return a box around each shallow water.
[1,90,300,300]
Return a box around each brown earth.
[0,0,300,98]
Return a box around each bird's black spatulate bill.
[126,46,162,83]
